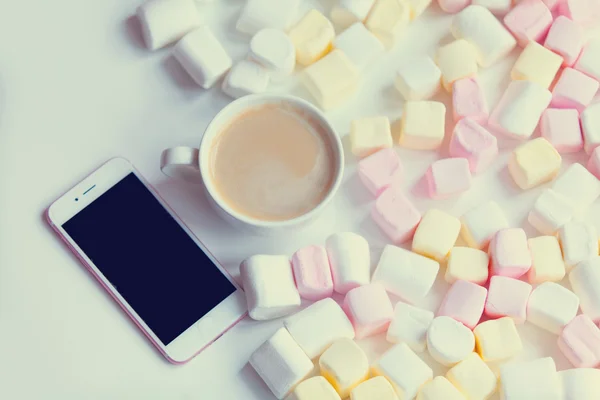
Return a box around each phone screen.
[62,173,236,345]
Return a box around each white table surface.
[1,0,600,398]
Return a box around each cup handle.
[160,146,201,184]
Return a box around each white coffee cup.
[160,94,344,235]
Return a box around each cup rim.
[198,94,345,228]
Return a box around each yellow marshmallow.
[406,0,432,19]
[287,376,341,400]
[445,247,489,285]
[365,0,410,49]
[511,42,563,89]
[399,101,446,150]
[350,116,393,158]
[412,209,461,262]
[350,377,398,400]
[508,138,562,190]
[446,353,497,400]
[474,317,522,362]
[436,39,478,91]
[319,338,369,398]
[528,236,566,283]
[289,9,335,66]
[417,376,466,400]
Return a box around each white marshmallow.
[249,28,295,82]
[559,221,599,272]
[559,368,600,400]
[236,0,300,35]
[451,5,516,67]
[172,26,232,89]
[240,255,301,320]
[552,163,600,210]
[284,298,355,359]
[527,282,580,334]
[427,316,475,366]
[365,0,411,49]
[372,343,433,399]
[222,60,270,99]
[499,358,561,400]
[137,0,201,50]
[582,103,600,154]
[330,0,376,29]
[372,244,440,304]
[528,189,575,235]
[575,38,600,83]
[569,256,600,322]
[249,327,313,399]
[333,23,385,71]
[326,232,370,295]
[472,0,511,14]
[386,301,434,352]
[460,201,509,249]
[395,57,442,101]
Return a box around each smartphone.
[47,157,247,364]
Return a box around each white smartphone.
[47,157,247,364]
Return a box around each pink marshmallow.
[551,68,600,113]
[544,16,584,67]
[438,280,487,330]
[449,118,498,174]
[358,148,403,197]
[291,245,334,301]
[438,0,470,13]
[540,109,583,153]
[452,77,489,124]
[541,0,563,10]
[588,147,600,180]
[426,158,472,199]
[372,186,421,244]
[490,228,532,279]
[485,276,533,323]
[558,315,600,368]
[504,0,553,47]
[343,283,394,339]
[559,0,600,27]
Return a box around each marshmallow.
[291,245,334,301]
[588,147,600,180]
[372,187,421,244]
[438,280,487,330]
[503,0,553,47]
[350,116,393,158]
[427,316,475,366]
[490,228,532,279]
[561,222,599,272]
[508,138,561,190]
[288,376,341,400]
[240,255,301,320]
[527,236,566,284]
[544,16,584,67]
[446,247,489,285]
[552,163,600,209]
[426,158,472,199]
[284,298,354,359]
[343,283,394,339]
[350,377,398,400]
[330,0,376,29]
[528,189,574,235]
[417,376,467,400]
[249,28,296,82]
[326,232,370,294]
[319,338,369,398]
[485,276,532,323]
[449,119,498,174]
[452,78,489,124]
[365,0,411,49]
[451,5,517,67]
[499,358,561,400]
[288,10,335,66]
[413,209,461,262]
[438,0,470,13]
[436,40,478,91]
[475,318,522,362]
[172,26,232,89]
[559,368,600,400]
[559,0,600,27]
[541,0,562,9]
[551,68,600,113]
[372,343,433,399]
[333,23,385,71]
[446,353,497,400]
[222,60,270,99]
[236,0,300,35]
[575,38,600,82]
[406,0,433,18]
[582,103,600,154]
[460,201,509,249]
[399,101,446,150]
[359,149,403,197]
[511,42,563,89]
[569,256,600,322]
[488,81,552,140]
[249,328,313,399]
[372,245,439,304]
[471,0,512,14]
[558,315,600,368]
[540,109,583,153]
[386,301,434,352]
[395,57,442,101]
[302,50,359,110]
[137,0,201,50]
[527,282,579,334]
